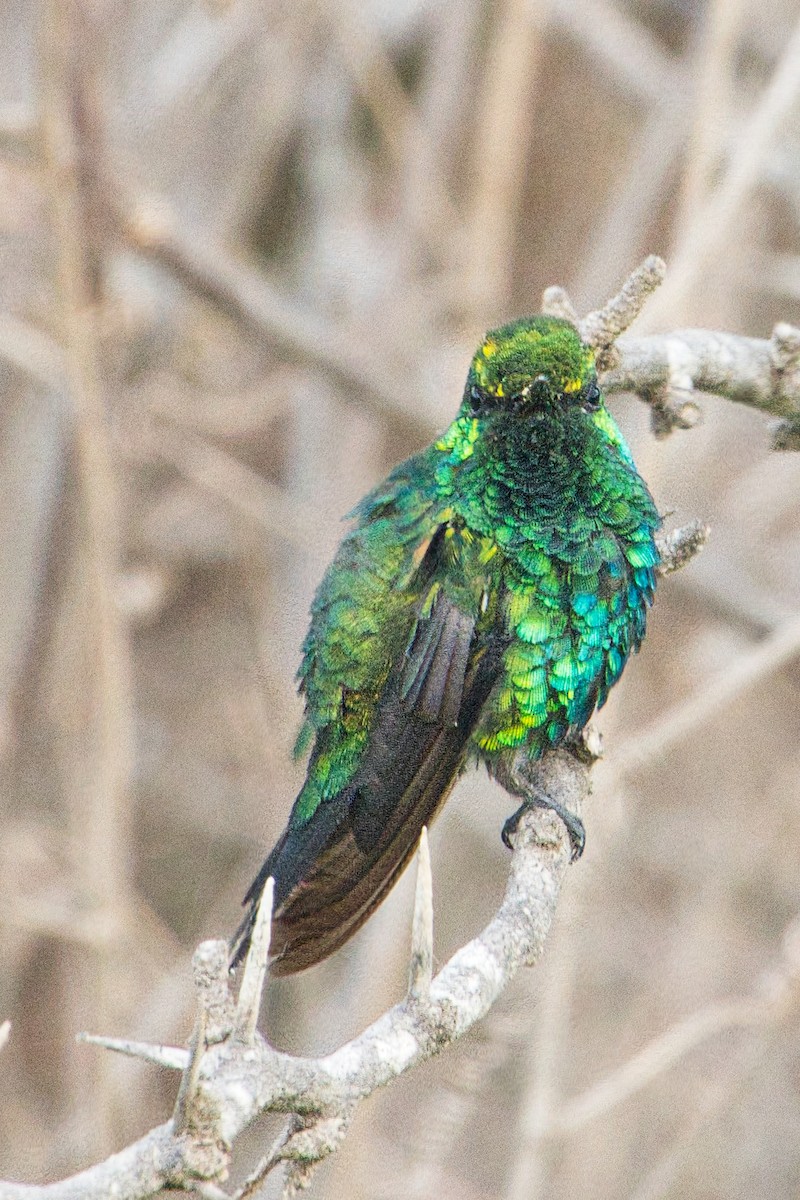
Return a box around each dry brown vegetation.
[1,0,800,1197]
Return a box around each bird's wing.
[231,463,506,973]
[262,604,504,976]
[399,585,476,726]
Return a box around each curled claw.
[502,793,586,861]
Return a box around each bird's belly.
[471,531,640,760]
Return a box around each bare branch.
[4,247,798,1196]
[655,521,711,576]
[539,260,797,448]
[605,325,800,436]
[579,255,667,369]
[538,260,800,447]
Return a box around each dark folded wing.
[399,592,475,727]
[266,612,504,974]
[229,457,512,974]
[231,580,505,975]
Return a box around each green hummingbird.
[231,316,660,974]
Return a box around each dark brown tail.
[230,629,506,975]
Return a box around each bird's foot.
[501,791,585,861]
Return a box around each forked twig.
[579,255,667,368]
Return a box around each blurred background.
[1,0,800,1196]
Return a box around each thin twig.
[234,877,274,1044]
[173,1007,208,1135]
[540,287,578,324]
[107,185,429,432]
[615,612,800,776]
[231,1121,296,1200]
[407,827,434,1002]
[77,1034,188,1071]
[579,256,667,368]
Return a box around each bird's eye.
[582,381,602,412]
[469,385,491,413]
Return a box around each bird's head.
[462,316,600,420]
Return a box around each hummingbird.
[231,316,660,974]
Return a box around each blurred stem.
[468,0,548,320]
[572,96,689,310]
[41,0,132,909]
[316,0,463,266]
[39,0,134,1152]
[643,11,800,326]
[406,0,482,228]
[675,0,745,243]
[626,1019,789,1200]
[504,907,576,1200]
